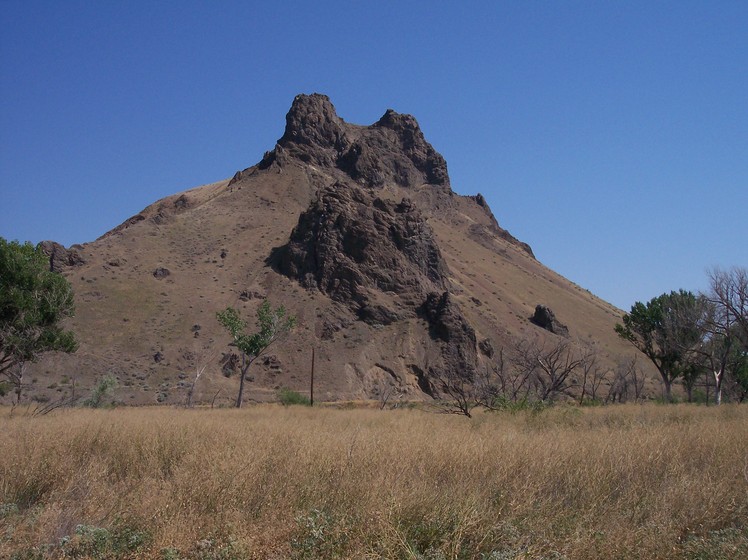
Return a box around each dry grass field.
[2,404,747,559]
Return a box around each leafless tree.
[588,365,610,403]
[186,349,216,408]
[631,359,646,402]
[496,348,535,404]
[514,336,583,402]
[431,368,480,418]
[698,267,748,404]
[375,378,400,410]
[474,348,515,409]
[709,267,748,339]
[6,361,28,409]
[577,344,604,405]
[606,358,634,404]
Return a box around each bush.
[277,387,311,406]
[488,396,547,414]
[60,522,151,558]
[82,374,118,408]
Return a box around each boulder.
[531,304,569,337]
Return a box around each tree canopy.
[615,290,701,401]
[217,300,296,407]
[0,238,78,395]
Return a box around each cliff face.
[272,180,477,392]
[15,94,635,406]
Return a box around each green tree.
[216,300,296,408]
[0,238,77,402]
[615,290,702,402]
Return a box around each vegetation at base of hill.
[216,300,296,408]
[2,404,747,559]
[0,238,77,405]
[617,267,748,405]
[277,387,311,406]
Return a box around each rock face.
[274,183,447,322]
[273,180,479,391]
[531,304,570,337]
[261,93,449,189]
[418,291,478,387]
[270,96,482,392]
[38,241,85,273]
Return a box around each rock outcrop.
[273,182,448,324]
[273,178,480,394]
[260,93,449,189]
[419,291,478,384]
[531,304,570,337]
[39,241,85,273]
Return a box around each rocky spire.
[262,93,449,189]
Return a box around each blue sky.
[1,1,746,310]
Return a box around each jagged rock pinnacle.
[262,93,449,189]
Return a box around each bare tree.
[431,368,480,418]
[577,344,603,405]
[514,337,582,402]
[186,349,216,408]
[709,267,748,340]
[497,348,535,404]
[699,267,748,404]
[588,365,610,403]
[628,355,647,402]
[6,361,27,407]
[474,348,514,409]
[375,378,400,410]
[606,359,633,404]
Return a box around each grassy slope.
[2,404,747,559]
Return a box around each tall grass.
[1,404,747,559]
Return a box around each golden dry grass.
[1,404,747,559]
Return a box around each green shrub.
[680,527,748,559]
[489,396,547,414]
[82,374,118,408]
[277,387,310,406]
[189,535,247,560]
[291,509,347,559]
[60,522,151,558]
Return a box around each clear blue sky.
[1,1,746,310]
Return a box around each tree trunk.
[714,370,723,406]
[236,371,246,408]
[236,354,249,408]
[663,377,673,402]
[13,363,25,405]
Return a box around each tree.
[216,300,296,408]
[82,374,118,408]
[708,267,748,340]
[615,290,701,402]
[698,267,748,404]
[0,238,77,401]
[185,348,216,408]
[431,366,480,418]
[514,336,583,402]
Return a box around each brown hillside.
[19,94,641,406]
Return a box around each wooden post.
[310,347,315,407]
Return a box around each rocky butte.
[18,94,635,405]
